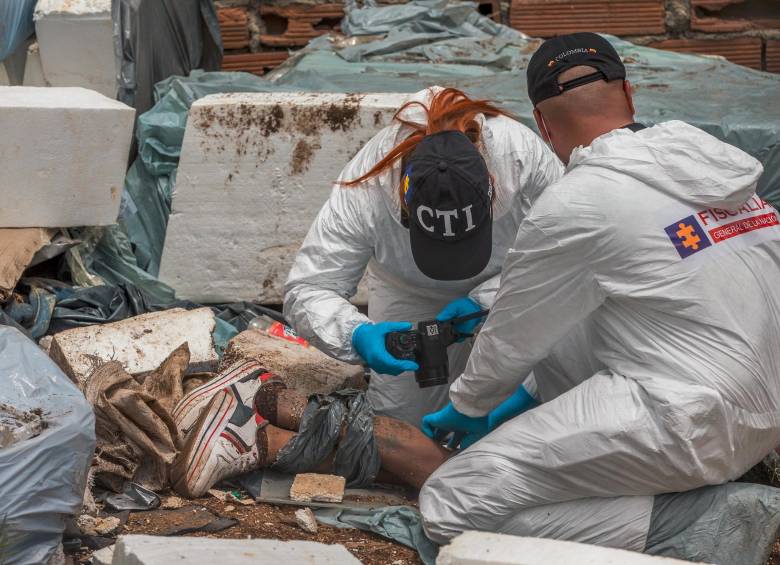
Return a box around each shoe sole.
[171,389,236,498]
[173,360,269,434]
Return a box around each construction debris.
[111,534,362,565]
[294,507,319,534]
[289,473,346,504]
[0,86,134,227]
[49,308,218,388]
[221,329,365,397]
[77,514,121,537]
[159,496,187,510]
[158,92,406,303]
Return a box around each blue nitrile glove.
[488,384,539,431]
[422,402,489,448]
[436,297,485,338]
[352,322,420,376]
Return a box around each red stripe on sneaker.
[220,429,248,454]
[173,361,259,420]
[187,393,235,483]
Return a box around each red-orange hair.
[342,88,513,208]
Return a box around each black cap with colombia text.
[527,32,626,107]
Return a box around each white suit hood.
[569,121,762,210]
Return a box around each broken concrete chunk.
[76,514,121,537]
[112,534,362,564]
[221,330,365,397]
[437,532,700,565]
[294,507,318,534]
[34,0,115,97]
[0,228,54,301]
[159,92,409,303]
[289,473,345,503]
[0,87,134,227]
[49,308,218,388]
[160,496,187,510]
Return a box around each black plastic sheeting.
[272,390,382,488]
[113,0,223,118]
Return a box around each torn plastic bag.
[645,482,780,565]
[0,0,36,62]
[0,327,95,565]
[96,483,161,513]
[316,506,438,565]
[113,0,223,118]
[272,390,381,488]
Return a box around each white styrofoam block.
[49,308,218,387]
[34,0,115,97]
[437,532,708,565]
[0,86,134,227]
[112,535,362,564]
[23,43,49,87]
[159,91,409,303]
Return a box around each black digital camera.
[385,309,488,388]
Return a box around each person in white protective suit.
[419,32,780,558]
[283,87,562,426]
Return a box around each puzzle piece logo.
[665,215,711,258]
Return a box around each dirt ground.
[73,494,422,565]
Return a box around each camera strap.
[449,309,490,339]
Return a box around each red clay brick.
[767,40,780,74]
[218,8,250,50]
[259,4,344,48]
[648,37,762,70]
[221,52,290,76]
[691,0,780,32]
[509,0,666,37]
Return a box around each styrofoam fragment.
[34,2,115,96]
[436,532,709,565]
[0,87,134,227]
[49,308,218,387]
[159,91,410,303]
[112,534,362,564]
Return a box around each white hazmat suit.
[284,88,562,426]
[420,121,780,550]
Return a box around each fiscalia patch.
[665,197,779,259]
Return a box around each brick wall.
[214,0,780,75]
[508,0,780,72]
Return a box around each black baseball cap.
[402,130,493,281]
[527,32,626,107]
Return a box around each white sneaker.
[173,360,272,439]
[171,384,268,498]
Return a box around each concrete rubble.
[0,86,134,227]
[76,514,121,537]
[289,473,346,503]
[111,534,362,565]
[221,329,366,396]
[436,532,706,565]
[294,507,319,534]
[49,308,218,388]
[159,91,409,303]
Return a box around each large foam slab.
[159,91,409,303]
[0,86,134,227]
